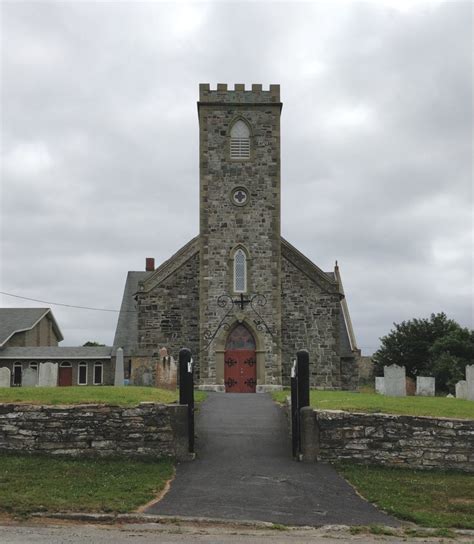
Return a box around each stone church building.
[114,84,359,392]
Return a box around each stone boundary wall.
[0,403,190,461]
[300,408,474,472]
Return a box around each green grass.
[272,390,474,419]
[0,453,174,516]
[0,386,207,406]
[338,464,474,528]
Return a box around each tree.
[373,313,473,392]
[83,341,105,347]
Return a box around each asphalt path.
[145,392,399,526]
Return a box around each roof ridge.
[142,235,200,292]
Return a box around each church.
[114,84,359,392]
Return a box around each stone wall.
[198,84,282,387]
[136,251,200,382]
[281,254,342,389]
[300,408,474,472]
[0,403,190,460]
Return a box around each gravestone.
[114,347,124,386]
[416,376,435,397]
[0,367,11,387]
[38,362,58,387]
[156,347,177,390]
[455,380,467,400]
[375,377,385,395]
[466,365,474,401]
[22,368,38,387]
[383,364,406,397]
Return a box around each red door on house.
[224,324,256,393]
[58,365,73,386]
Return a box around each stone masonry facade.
[116,84,359,390]
[198,84,282,387]
[300,408,474,472]
[136,247,200,382]
[0,403,190,460]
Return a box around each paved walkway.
[145,393,399,526]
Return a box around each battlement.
[199,83,280,104]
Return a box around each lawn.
[0,386,207,406]
[272,390,474,419]
[0,453,173,516]
[338,463,474,529]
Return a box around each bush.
[373,313,473,393]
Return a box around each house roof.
[0,346,112,359]
[0,308,64,347]
[113,271,150,356]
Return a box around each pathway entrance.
[145,393,398,526]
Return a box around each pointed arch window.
[230,120,250,160]
[233,248,247,293]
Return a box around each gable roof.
[141,236,200,292]
[0,308,63,347]
[113,271,150,356]
[281,238,341,294]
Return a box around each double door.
[224,349,256,393]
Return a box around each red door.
[224,324,256,393]
[58,366,73,386]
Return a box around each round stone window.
[231,187,249,207]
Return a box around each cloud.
[1,1,471,353]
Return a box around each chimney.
[145,257,155,272]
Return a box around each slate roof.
[0,308,63,347]
[113,271,150,356]
[0,346,112,359]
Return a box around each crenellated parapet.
[199,83,280,104]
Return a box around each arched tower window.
[233,248,247,293]
[230,120,250,160]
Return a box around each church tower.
[198,83,283,390]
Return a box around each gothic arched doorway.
[224,324,257,393]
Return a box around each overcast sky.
[1,0,472,354]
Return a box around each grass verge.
[0,452,174,517]
[0,386,207,406]
[337,463,474,529]
[272,390,474,419]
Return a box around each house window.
[93,362,103,385]
[78,362,88,385]
[234,249,247,293]
[29,362,38,371]
[13,362,22,386]
[230,120,250,160]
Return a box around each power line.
[0,291,136,313]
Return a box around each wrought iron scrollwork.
[224,377,237,389]
[244,378,257,388]
[249,293,274,338]
[201,292,276,353]
[243,357,256,367]
[225,358,237,367]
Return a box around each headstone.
[22,368,38,387]
[455,380,467,400]
[38,362,58,387]
[114,347,124,386]
[466,365,474,401]
[375,377,385,395]
[0,367,11,387]
[416,376,435,397]
[446,393,454,398]
[156,347,177,390]
[383,364,406,397]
